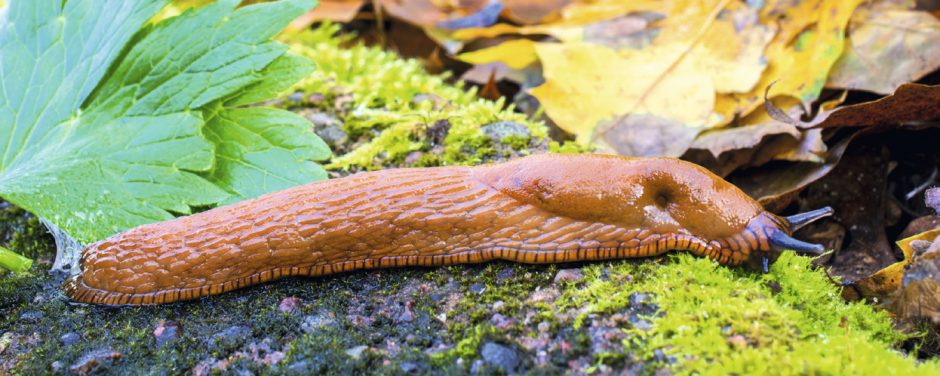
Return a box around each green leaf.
[0,0,325,244]
[224,53,316,107]
[203,106,330,204]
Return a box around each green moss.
[279,24,547,170]
[554,253,940,375]
[549,140,593,154]
[498,134,531,151]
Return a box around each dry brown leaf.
[287,0,365,30]
[378,0,488,27]
[827,2,940,94]
[690,121,800,159]
[502,0,572,25]
[816,83,940,128]
[596,114,701,157]
[478,68,502,100]
[729,132,856,207]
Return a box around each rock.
[482,121,530,143]
[19,310,43,322]
[208,325,251,350]
[480,342,520,372]
[286,91,304,103]
[305,111,348,148]
[301,312,337,333]
[0,332,13,354]
[397,301,416,323]
[526,287,560,304]
[60,332,81,346]
[469,283,487,295]
[629,292,650,306]
[153,320,182,348]
[399,361,419,373]
[278,297,303,313]
[470,359,485,374]
[727,334,748,350]
[496,268,515,282]
[554,268,584,284]
[262,351,285,366]
[927,188,939,213]
[345,345,369,360]
[404,151,424,166]
[489,313,514,330]
[284,361,311,373]
[425,119,451,146]
[537,321,551,333]
[346,314,371,327]
[68,348,121,376]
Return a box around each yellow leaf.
[530,42,714,143]
[827,3,940,94]
[715,0,864,123]
[457,39,539,69]
[851,229,940,300]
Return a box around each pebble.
[480,342,520,372]
[286,92,304,103]
[302,312,337,333]
[397,301,416,323]
[526,287,560,304]
[537,321,551,333]
[60,332,81,346]
[469,283,487,295]
[553,268,584,284]
[399,361,419,373]
[470,359,485,374]
[481,121,531,143]
[153,320,182,347]
[726,334,748,349]
[208,325,251,350]
[278,297,303,313]
[496,268,515,282]
[489,313,514,330]
[18,310,43,323]
[68,348,121,376]
[345,345,369,360]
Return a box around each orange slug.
[63,153,832,306]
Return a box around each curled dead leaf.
[815,84,940,129]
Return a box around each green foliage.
[0,0,328,244]
[280,24,546,169]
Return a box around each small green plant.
[0,0,329,269]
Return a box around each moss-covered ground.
[1,25,938,375]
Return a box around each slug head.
[478,154,833,271]
[738,207,834,272]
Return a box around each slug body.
[65,154,826,305]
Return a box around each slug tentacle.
[785,207,834,232]
[63,154,831,305]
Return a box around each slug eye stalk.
[785,207,834,232]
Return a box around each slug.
[64,154,832,305]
